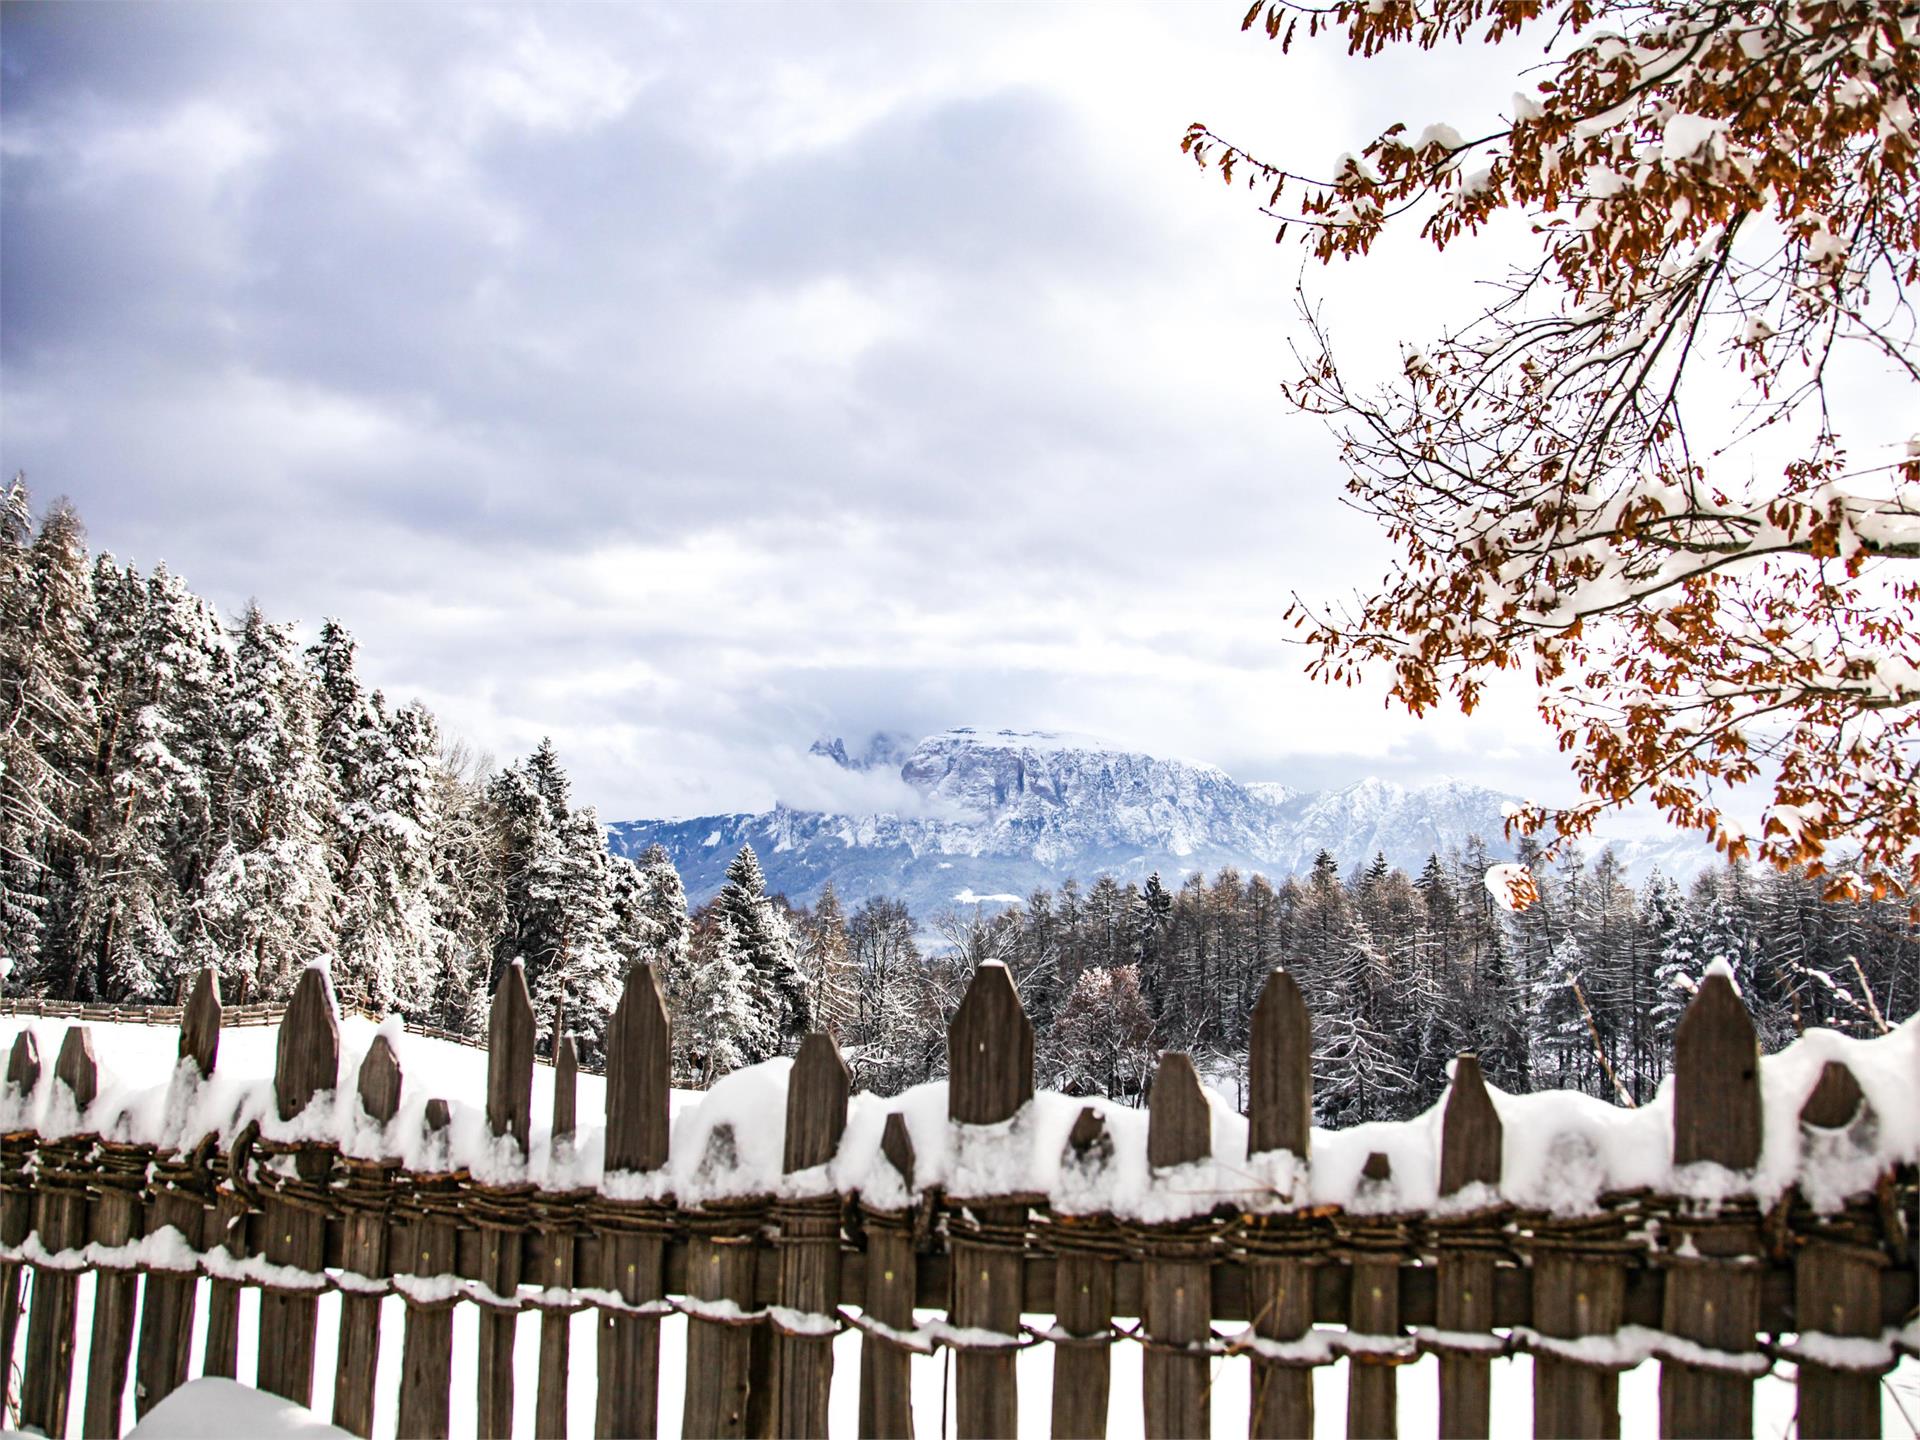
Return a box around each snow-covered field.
[3,1003,1919,1436]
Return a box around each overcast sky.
[1,1,1578,820]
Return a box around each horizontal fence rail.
[0,961,1916,1439]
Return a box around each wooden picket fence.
[0,994,502,1065]
[0,961,1915,1439]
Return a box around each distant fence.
[1,962,1916,1439]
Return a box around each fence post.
[1143,1052,1214,1439]
[254,966,339,1407]
[81,1138,151,1437]
[332,1032,403,1437]
[0,1029,42,1421]
[597,962,672,1440]
[203,1119,257,1379]
[1791,1061,1886,1438]
[1245,968,1316,1440]
[399,1097,459,1439]
[536,1022,580,1440]
[20,1025,97,1437]
[1344,1152,1406,1440]
[1050,1107,1115,1440]
[858,1113,919,1440]
[774,1032,851,1438]
[947,961,1035,1440]
[681,1123,766,1439]
[1661,969,1764,1438]
[1434,1054,1502,1440]
[476,964,536,1439]
[135,966,221,1412]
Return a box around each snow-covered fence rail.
[0,963,1915,1440]
[0,994,552,1067]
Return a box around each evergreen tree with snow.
[686,909,772,1085]
[194,603,335,995]
[0,490,95,988]
[712,845,813,1058]
[73,563,225,999]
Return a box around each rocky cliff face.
[607,727,1707,913]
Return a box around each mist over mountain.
[608,727,1711,914]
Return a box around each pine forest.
[2,481,1915,1124]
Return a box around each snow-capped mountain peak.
[608,727,1701,917]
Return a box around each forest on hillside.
[2,482,1914,1123]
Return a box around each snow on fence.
[0,961,1916,1439]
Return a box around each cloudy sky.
[2,1,1570,820]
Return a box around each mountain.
[607,727,1713,915]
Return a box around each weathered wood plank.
[1246,1251,1315,1440]
[1348,1153,1401,1440]
[604,963,671,1173]
[535,1219,576,1440]
[1529,1179,1625,1438]
[134,971,219,1414]
[1436,1055,1501,1440]
[776,1034,851,1439]
[81,1144,147,1438]
[1247,973,1314,1440]
[948,963,1034,1440]
[19,1027,96,1438]
[859,1114,916,1440]
[0,1030,41,1420]
[536,1028,579,1440]
[202,1129,257,1381]
[488,961,537,1156]
[180,965,222,1077]
[1144,1054,1212,1440]
[1662,970,1763,1439]
[1051,1108,1113,1440]
[682,1127,762,1440]
[258,967,339,1407]
[332,1036,403,1438]
[1794,1063,1882,1440]
[597,964,671,1440]
[1248,969,1311,1160]
[479,962,535,1439]
[399,1099,457,1440]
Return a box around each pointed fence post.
[0,1030,43,1420]
[536,1026,580,1440]
[1050,1107,1115,1440]
[479,963,536,1439]
[1345,1153,1405,1440]
[597,963,672,1440]
[1433,1055,1502,1440]
[681,1124,766,1440]
[774,1032,851,1438]
[1142,1052,1214,1439]
[1792,1062,1885,1439]
[203,1120,258,1379]
[399,1098,459,1440]
[332,1033,402,1438]
[83,1135,155,1435]
[946,961,1034,1440]
[858,1113,919,1440]
[1661,970,1764,1439]
[1245,968,1317,1440]
[257,967,339,1407]
[20,1027,97,1437]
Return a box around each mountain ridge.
[607,727,1711,913]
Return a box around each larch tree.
[1189,0,1920,899]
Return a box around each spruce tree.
[712,845,813,1058]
